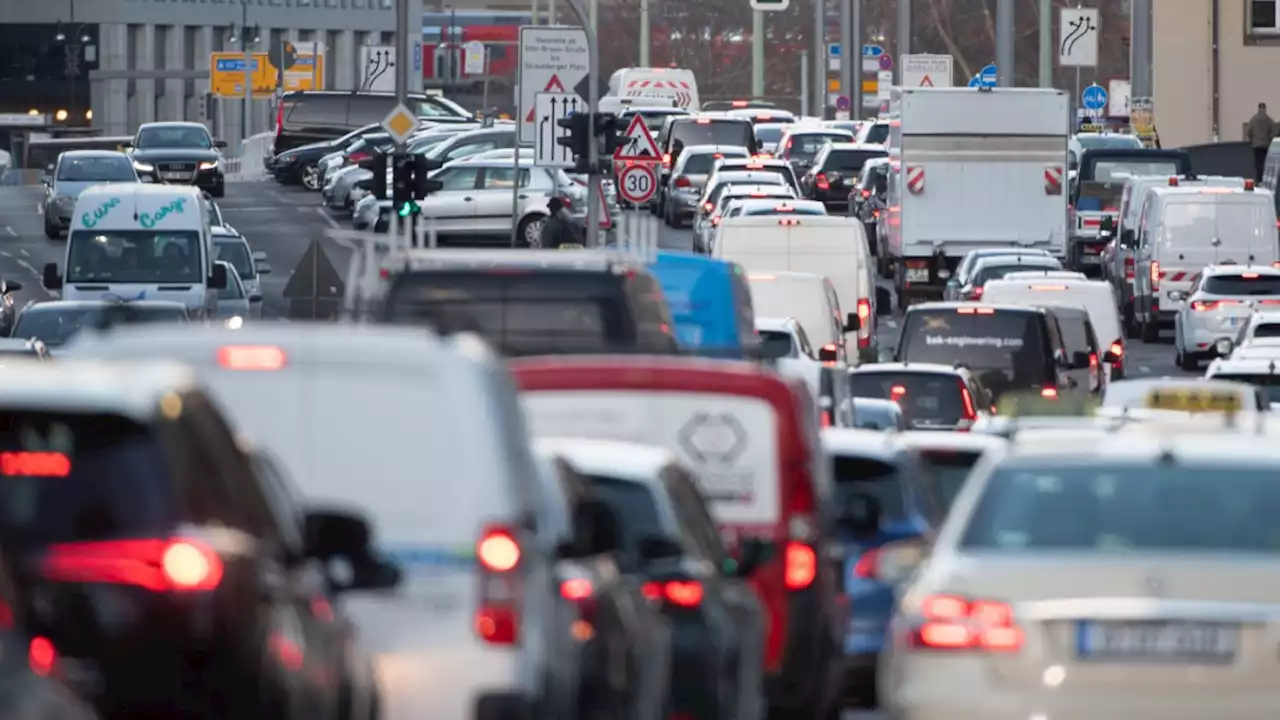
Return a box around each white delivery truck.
[43,184,226,319]
[883,87,1070,307]
[604,67,700,112]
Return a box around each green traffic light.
[398,201,417,217]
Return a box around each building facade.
[1,0,424,148]
[1154,0,1280,147]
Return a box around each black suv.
[125,122,227,197]
[273,91,473,154]
[657,117,758,186]
[0,362,398,718]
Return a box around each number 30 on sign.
[618,164,657,205]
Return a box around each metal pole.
[1130,0,1153,98]
[851,0,862,119]
[312,39,320,89]
[1075,67,1081,121]
[800,50,809,116]
[752,10,765,98]
[242,5,252,143]
[511,150,522,247]
[531,0,539,25]
[396,0,410,111]
[1038,0,1052,87]
[896,0,910,66]
[996,0,1013,87]
[640,0,650,66]
[814,0,825,118]
[840,0,855,119]
[481,48,490,111]
[589,0,598,56]
[565,0,602,247]
[549,0,557,24]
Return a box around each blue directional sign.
[979,64,998,87]
[1081,84,1108,112]
[828,43,841,58]
[828,44,885,58]
[968,75,982,88]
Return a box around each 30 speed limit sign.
[618,164,657,205]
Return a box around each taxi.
[1203,356,1280,408]
[1100,377,1268,417]
[879,385,1280,720]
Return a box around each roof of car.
[21,300,188,313]
[1005,427,1280,464]
[893,430,1007,454]
[1207,357,1280,375]
[534,437,677,485]
[1201,264,1280,277]
[783,128,854,137]
[824,142,887,152]
[821,427,902,458]
[907,301,1051,316]
[754,316,801,332]
[716,157,789,167]
[851,362,969,377]
[56,150,130,159]
[0,359,202,420]
[681,145,751,155]
[971,255,1060,271]
[136,121,209,131]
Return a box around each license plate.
[905,267,929,283]
[1077,621,1237,662]
[162,172,189,180]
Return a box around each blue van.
[647,251,758,358]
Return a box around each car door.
[419,165,480,231]
[473,166,529,234]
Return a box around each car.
[1099,376,1270,418]
[271,90,472,156]
[1204,355,1280,407]
[213,260,251,322]
[948,248,1055,298]
[946,255,1063,301]
[1172,264,1280,370]
[542,437,769,720]
[800,143,887,212]
[849,362,995,431]
[879,418,1280,720]
[124,121,227,196]
[41,151,139,239]
[0,279,24,337]
[212,231,269,318]
[710,157,802,195]
[774,128,855,173]
[851,158,890,254]
[10,300,188,349]
[656,116,759,190]
[0,337,51,360]
[0,359,395,718]
[661,145,752,227]
[694,184,795,253]
[747,271,854,366]
[757,316,824,399]
[851,397,906,431]
[645,251,759,358]
[271,123,383,188]
[318,133,395,207]
[1039,305,1110,395]
[721,198,827,222]
[855,120,890,146]
[753,122,792,156]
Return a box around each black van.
[658,117,758,182]
[893,302,1087,401]
[378,250,681,357]
[273,91,473,153]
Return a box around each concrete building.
[1154,0,1280,147]
[1,0,425,148]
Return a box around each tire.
[1177,342,1199,371]
[518,214,546,248]
[300,163,321,191]
[43,214,60,240]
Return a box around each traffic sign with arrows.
[534,92,579,168]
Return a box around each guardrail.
[224,132,275,182]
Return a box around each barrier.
[224,131,275,182]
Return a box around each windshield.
[1092,160,1179,183]
[1203,274,1280,295]
[974,262,1061,286]
[135,126,212,149]
[56,157,135,182]
[684,152,747,174]
[822,149,886,174]
[961,463,1280,552]
[1253,323,1280,337]
[1208,374,1280,403]
[217,270,245,300]
[743,205,824,216]
[784,134,848,162]
[833,455,905,523]
[214,241,254,280]
[755,126,787,144]
[851,372,971,428]
[863,124,890,145]
[26,139,130,169]
[584,475,666,569]
[758,330,795,359]
[672,121,755,151]
[12,305,187,346]
[901,310,1050,399]
[66,230,204,284]
[918,450,984,516]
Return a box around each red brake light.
[910,594,1023,652]
[674,176,691,188]
[703,202,713,212]
[275,103,285,136]
[476,524,522,646]
[1168,177,1179,186]
[41,538,224,592]
[711,216,721,226]
[1246,179,1255,189]
[1124,256,1135,279]
[890,384,907,397]
[749,192,768,198]
[815,173,829,191]
[642,580,704,607]
[967,286,984,300]
[0,451,70,478]
[477,527,520,572]
[732,100,748,107]
[560,578,593,600]
[662,153,672,168]
[1041,388,1058,398]
[861,189,871,197]
[784,542,817,590]
[28,637,56,677]
[1109,341,1124,358]
[696,118,712,124]
[1088,353,1098,370]
[956,307,996,314]
[1151,261,1160,287]
[959,383,977,420]
[1191,300,1239,311]
[347,151,369,163]
[218,345,286,371]
[1242,272,1260,278]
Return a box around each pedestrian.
[539,196,583,249]
[1246,102,1276,180]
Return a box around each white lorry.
[883,87,1070,307]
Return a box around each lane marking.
[2,227,15,237]
[0,251,10,258]
[18,249,29,257]
[314,207,341,230]
[1138,365,1151,374]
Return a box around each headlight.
[225,316,244,330]
[133,162,154,172]
[199,160,219,171]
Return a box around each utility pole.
[396,0,410,110]
[996,0,1014,87]
[752,10,765,98]
[841,0,860,119]
[241,3,252,143]
[1129,0,1153,97]
[896,0,910,68]
[640,0,650,66]
[1038,0,1052,87]
[565,0,602,245]
[813,0,825,118]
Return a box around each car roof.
[907,301,1049,316]
[783,127,854,136]
[821,427,902,459]
[1202,264,1280,277]
[1004,428,1280,465]
[717,157,788,167]
[56,150,130,159]
[682,145,751,155]
[971,255,1060,270]
[0,359,200,420]
[136,121,209,131]
[22,300,187,313]
[851,362,966,377]
[535,437,676,485]
[1207,357,1280,374]
[728,199,825,212]
[825,142,886,152]
[716,185,792,197]
[894,431,1006,454]
[754,316,800,332]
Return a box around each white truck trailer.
[882,87,1070,307]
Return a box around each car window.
[57,157,135,182]
[437,167,479,191]
[794,323,816,357]
[862,123,890,145]
[850,371,971,428]
[1203,274,1280,295]
[218,269,246,300]
[784,134,848,161]
[481,167,529,189]
[251,452,306,552]
[445,142,498,162]
[583,475,666,569]
[917,449,985,518]
[822,149,887,175]
[758,330,795,359]
[899,308,1052,399]
[833,454,906,523]
[135,125,212,149]
[671,120,756,153]
[683,152,746,174]
[348,96,399,126]
[215,241,254,280]
[664,466,732,565]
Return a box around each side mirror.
[1215,337,1235,357]
[636,534,683,563]
[121,142,133,149]
[303,509,402,592]
[1120,229,1135,248]
[1166,290,1188,302]
[3,281,22,294]
[1102,349,1119,364]
[843,311,861,333]
[42,263,61,290]
[875,286,892,315]
[209,262,228,290]
[838,491,882,539]
[1071,350,1092,369]
[252,250,269,261]
[214,140,228,149]
[730,538,774,577]
[818,344,839,362]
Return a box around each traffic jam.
[5,66,1280,720]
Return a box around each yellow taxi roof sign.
[1143,388,1242,413]
[997,392,1099,418]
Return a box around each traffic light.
[358,153,388,199]
[412,154,443,199]
[557,112,591,166]
[595,113,625,157]
[391,153,416,217]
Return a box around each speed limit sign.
[618,164,657,205]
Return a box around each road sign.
[835,95,851,111]
[879,54,893,71]
[413,41,422,72]
[614,114,661,160]
[968,75,982,88]
[533,92,578,168]
[463,41,486,74]
[978,64,998,88]
[901,54,954,88]
[209,53,270,98]
[276,43,324,92]
[749,0,791,11]
[358,46,395,93]
[877,71,893,101]
[1081,84,1108,114]
[381,104,420,146]
[618,164,657,204]
[518,26,589,145]
[863,45,884,57]
[283,239,344,320]
[1059,7,1099,67]
[828,43,842,58]
[1108,79,1132,117]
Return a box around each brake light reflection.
[0,452,71,478]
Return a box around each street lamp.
[54,22,93,125]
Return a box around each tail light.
[965,286,984,300]
[861,189,871,198]
[1150,260,1160,289]
[1191,300,1239,311]
[475,524,522,646]
[674,175,691,188]
[1109,341,1124,359]
[275,102,285,136]
[642,580,704,608]
[959,383,977,420]
[1246,179,1255,190]
[856,298,871,348]
[662,153,671,168]
[820,410,832,427]
[28,637,56,677]
[853,540,926,583]
[815,173,829,191]
[40,538,224,592]
[1040,387,1058,399]
[908,594,1023,652]
[1124,256,1134,280]
[711,216,721,227]
[853,548,880,579]
[784,542,817,590]
[702,202,713,213]
[1088,353,1098,370]
[347,151,369,163]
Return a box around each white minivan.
[746,271,853,365]
[43,184,225,319]
[1132,185,1279,342]
[980,277,1127,379]
[714,214,884,361]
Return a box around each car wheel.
[300,163,321,191]
[43,213,60,240]
[519,214,546,248]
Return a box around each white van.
[43,184,224,319]
[1133,185,1279,342]
[979,277,1127,379]
[746,271,852,365]
[715,215,880,360]
[606,67,700,111]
